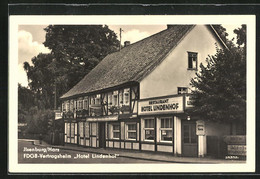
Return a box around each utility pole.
[119,28,123,51]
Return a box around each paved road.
[18,140,159,163]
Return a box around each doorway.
[182,121,198,157]
[98,122,106,148]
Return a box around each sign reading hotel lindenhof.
[138,95,190,115]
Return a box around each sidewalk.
[30,140,245,164]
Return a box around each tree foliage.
[18,83,36,123]
[24,53,55,109]
[23,25,120,109]
[25,109,55,134]
[190,25,246,124]
[234,25,246,48]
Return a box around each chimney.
[124,41,130,47]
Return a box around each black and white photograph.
[9,15,255,173]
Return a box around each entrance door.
[98,122,106,148]
[182,121,198,157]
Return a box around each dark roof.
[61,25,220,99]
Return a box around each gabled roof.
[61,25,224,99]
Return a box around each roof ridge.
[60,25,200,99]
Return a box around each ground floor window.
[144,118,155,141]
[85,122,90,138]
[112,123,120,139]
[125,123,137,140]
[159,117,173,142]
[91,122,97,136]
[66,123,70,137]
[71,123,75,137]
[79,122,84,138]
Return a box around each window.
[90,96,95,105]
[144,118,155,140]
[71,123,75,137]
[188,52,198,70]
[74,100,77,110]
[126,123,137,140]
[178,87,188,94]
[108,93,112,106]
[66,102,70,112]
[77,99,83,110]
[83,97,88,109]
[118,90,123,106]
[85,122,90,138]
[183,123,197,143]
[113,91,118,106]
[91,123,97,136]
[67,123,70,137]
[112,123,120,139]
[79,122,84,137]
[70,100,74,111]
[123,88,130,105]
[160,117,173,142]
[95,94,101,105]
[62,103,65,111]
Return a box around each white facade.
[140,25,222,99]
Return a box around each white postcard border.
[9,15,256,173]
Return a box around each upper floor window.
[95,94,101,105]
[73,100,77,110]
[70,100,74,111]
[83,97,88,109]
[77,98,83,110]
[90,96,95,105]
[124,88,130,105]
[178,87,188,94]
[188,52,198,70]
[113,91,118,106]
[66,102,70,112]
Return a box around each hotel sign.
[87,115,118,122]
[138,96,183,115]
[185,95,193,108]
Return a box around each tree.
[24,25,120,109]
[18,84,37,123]
[43,25,120,91]
[25,109,55,135]
[233,24,246,48]
[212,25,229,44]
[190,25,246,126]
[24,53,55,109]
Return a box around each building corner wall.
[198,135,207,157]
[174,116,182,155]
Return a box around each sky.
[18,24,241,87]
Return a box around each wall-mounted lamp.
[187,116,191,121]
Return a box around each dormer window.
[188,52,198,70]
